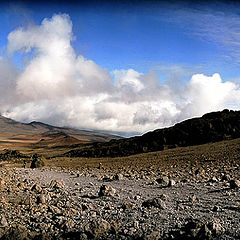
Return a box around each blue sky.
[1,1,240,79]
[0,1,240,134]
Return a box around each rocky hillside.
[66,109,240,158]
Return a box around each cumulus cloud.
[7,14,112,101]
[0,14,240,135]
[183,73,240,115]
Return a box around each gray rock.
[156,176,169,185]
[0,179,5,190]
[0,215,8,228]
[168,179,176,187]
[48,205,62,215]
[121,201,136,210]
[84,219,111,238]
[142,197,166,209]
[208,218,224,236]
[212,205,220,212]
[1,225,28,239]
[31,184,42,193]
[113,173,123,181]
[229,179,240,189]
[37,194,46,204]
[145,231,161,240]
[209,176,218,183]
[99,184,116,197]
[165,218,224,240]
[49,179,64,189]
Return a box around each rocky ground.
[0,139,239,239]
[0,165,239,239]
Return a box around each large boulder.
[30,154,46,168]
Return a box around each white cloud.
[179,73,240,119]
[7,14,112,101]
[0,14,240,136]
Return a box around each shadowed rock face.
[66,109,240,158]
[0,150,28,160]
[30,154,46,168]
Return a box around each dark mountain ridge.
[66,109,240,158]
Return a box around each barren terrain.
[0,138,239,239]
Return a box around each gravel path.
[0,166,239,239]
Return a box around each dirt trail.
[0,165,238,239]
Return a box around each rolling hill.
[0,115,122,150]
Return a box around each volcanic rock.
[229,179,240,189]
[99,184,116,197]
[142,197,166,209]
[30,154,46,168]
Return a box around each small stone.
[31,184,42,193]
[159,194,169,201]
[84,219,111,238]
[99,184,116,197]
[62,219,75,231]
[0,216,8,228]
[48,205,62,215]
[0,196,7,204]
[82,203,94,211]
[208,176,218,183]
[221,174,230,181]
[49,179,64,189]
[198,224,212,239]
[190,194,197,203]
[195,168,205,176]
[229,179,240,189]
[98,163,103,169]
[142,197,166,209]
[113,173,123,181]
[91,212,97,217]
[17,182,27,190]
[208,218,224,236]
[37,194,46,204]
[168,179,176,187]
[121,201,135,210]
[212,206,220,212]
[134,195,141,200]
[145,231,161,240]
[1,225,28,239]
[156,176,169,185]
[0,179,5,190]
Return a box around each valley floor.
[0,138,239,239]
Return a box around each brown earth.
[0,115,122,154]
[0,138,238,239]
